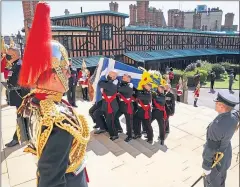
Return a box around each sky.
[1,1,239,35]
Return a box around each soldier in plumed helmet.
[202,91,239,187]
[16,2,90,186]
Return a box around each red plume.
[18,2,52,88]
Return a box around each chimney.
[64,9,70,15]
[109,2,115,11]
[81,7,83,13]
[114,2,118,12]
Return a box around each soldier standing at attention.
[97,70,119,141]
[67,59,78,107]
[133,83,153,144]
[202,91,239,187]
[16,2,90,186]
[115,74,134,142]
[152,85,167,145]
[164,84,175,134]
[4,47,29,147]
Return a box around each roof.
[51,10,129,20]
[124,49,240,63]
[125,26,239,36]
[51,26,91,31]
[71,55,104,68]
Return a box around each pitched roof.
[125,26,239,36]
[124,49,240,63]
[51,26,91,31]
[51,10,129,20]
[71,55,104,68]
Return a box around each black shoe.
[147,139,153,144]
[5,140,19,147]
[124,137,132,142]
[118,129,123,133]
[133,134,141,139]
[94,129,106,134]
[93,125,99,129]
[110,136,119,141]
[160,140,164,145]
[72,104,78,108]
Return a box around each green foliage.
[211,64,225,79]
[221,62,240,74]
[198,69,208,83]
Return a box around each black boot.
[124,137,132,142]
[94,129,106,134]
[5,139,19,147]
[194,100,198,107]
[147,139,153,144]
[110,136,119,141]
[160,140,164,145]
[133,134,141,139]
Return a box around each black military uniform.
[67,66,78,107]
[97,78,119,140]
[152,89,167,145]
[5,59,29,147]
[133,88,153,143]
[115,81,134,142]
[202,91,239,187]
[89,100,107,130]
[165,90,175,133]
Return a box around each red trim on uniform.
[153,99,167,120]
[84,168,89,183]
[118,93,134,114]
[194,89,200,97]
[102,92,117,114]
[138,99,150,119]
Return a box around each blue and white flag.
[92,58,143,103]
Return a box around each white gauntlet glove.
[113,79,118,85]
[203,169,211,176]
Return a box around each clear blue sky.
[2,1,239,35]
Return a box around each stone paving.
[1,96,239,187]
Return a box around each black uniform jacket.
[135,89,152,118]
[117,82,134,113]
[165,91,175,116]
[29,98,87,187]
[7,59,29,107]
[98,80,119,113]
[68,67,78,87]
[152,92,166,109]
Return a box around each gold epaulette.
[38,99,90,173]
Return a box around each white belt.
[119,98,133,102]
[138,103,149,107]
[102,95,113,99]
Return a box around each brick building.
[20,1,239,71]
[129,1,166,27]
[168,9,184,28]
[221,13,238,31]
[22,1,38,40]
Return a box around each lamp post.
[17,31,23,59]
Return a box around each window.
[101,24,113,40]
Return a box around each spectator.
[229,71,234,91]
[165,66,170,74]
[233,69,237,80]
[168,68,174,85]
[209,70,216,91]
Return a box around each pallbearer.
[164,84,175,134]
[115,74,134,142]
[97,70,119,141]
[152,85,167,145]
[16,3,90,186]
[133,83,153,144]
